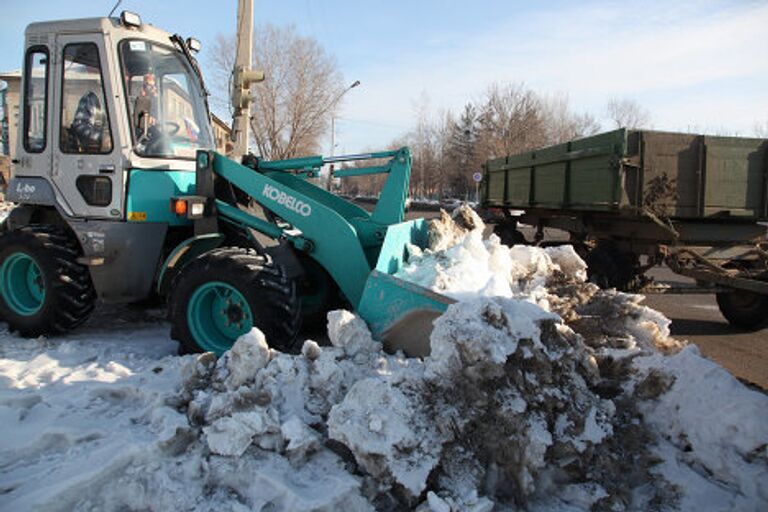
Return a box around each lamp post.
[328,80,360,190]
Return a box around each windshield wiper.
[170,34,209,98]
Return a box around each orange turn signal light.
[173,199,188,216]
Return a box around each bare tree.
[477,83,547,159]
[209,25,345,160]
[753,120,768,138]
[543,94,601,143]
[606,98,651,129]
[411,93,432,198]
[386,82,612,199]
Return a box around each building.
[212,114,233,155]
[0,70,21,160]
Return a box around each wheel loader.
[0,9,452,356]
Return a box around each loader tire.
[0,225,96,336]
[169,247,301,355]
[297,254,345,333]
[715,290,768,330]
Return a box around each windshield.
[119,39,213,159]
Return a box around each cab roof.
[25,16,177,47]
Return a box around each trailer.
[480,128,768,329]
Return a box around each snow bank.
[634,346,768,510]
[1,204,766,511]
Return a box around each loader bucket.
[357,219,455,357]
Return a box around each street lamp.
[328,80,361,190]
[330,80,361,158]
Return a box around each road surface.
[643,266,767,390]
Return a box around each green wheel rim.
[1,252,46,316]
[187,281,253,354]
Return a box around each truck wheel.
[585,242,636,290]
[169,247,301,355]
[0,226,96,336]
[493,224,527,246]
[715,290,768,330]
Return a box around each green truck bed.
[482,129,768,220]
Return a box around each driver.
[133,73,158,138]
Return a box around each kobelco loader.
[0,7,451,356]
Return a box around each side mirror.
[186,38,201,53]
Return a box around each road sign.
[472,172,482,183]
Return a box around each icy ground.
[1,206,767,511]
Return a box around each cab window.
[23,47,49,153]
[119,39,213,159]
[60,43,113,154]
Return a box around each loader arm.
[197,148,412,307]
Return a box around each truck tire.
[169,247,301,355]
[585,241,636,291]
[0,226,96,336]
[493,223,527,246]
[715,290,768,330]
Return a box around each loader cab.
[13,12,213,221]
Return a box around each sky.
[1,0,767,155]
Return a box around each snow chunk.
[281,416,321,464]
[224,328,272,389]
[427,297,556,379]
[328,375,441,497]
[545,244,588,282]
[204,409,277,456]
[327,310,380,356]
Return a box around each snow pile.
[396,208,588,306]
[329,296,618,508]
[1,204,766,511]
[0,201,12,223]
[634,347,768,510]
[0,323,193,510]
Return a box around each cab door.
[52,33,124,219]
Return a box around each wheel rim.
[0,252,46,316]
[187,281,253,354]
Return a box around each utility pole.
[230,0,264,161]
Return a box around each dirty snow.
[0,203,766,511]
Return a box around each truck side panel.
[703,137,768,218]
[483,129,768,221]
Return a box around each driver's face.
[142,74,157,97]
